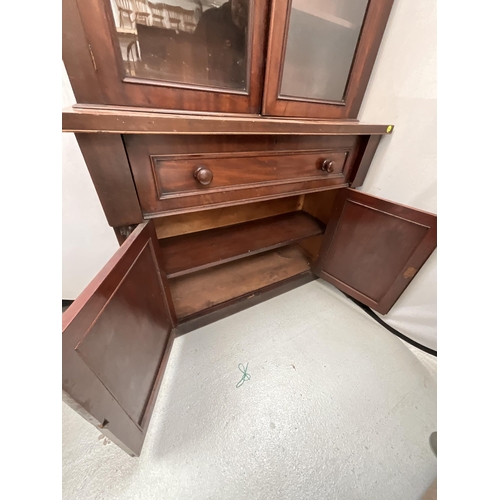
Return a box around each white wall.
[62,65,118,299]
[357,0,437,349]
[62,0,436,347]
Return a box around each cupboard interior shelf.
[169,244,312,321]
[159,211,325,279]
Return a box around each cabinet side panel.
[63,0,104,103]
[75,134,143,226]
[349,135,382,187]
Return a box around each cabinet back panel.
[297,234,324,261]
[159,211,324,278]
[296,190,339,259]
[153,196,302,239]
[302,190,339,223]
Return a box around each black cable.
[343,293,437,357]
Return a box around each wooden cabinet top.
[62,106,394,135]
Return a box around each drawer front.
[125,135,359,215]
[154,150,348,196]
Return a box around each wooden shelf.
[62,105,394,135]
[159,211,324,278]
[170,244,312,320]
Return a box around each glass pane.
[109,0,250,91]
[280,0,369,102]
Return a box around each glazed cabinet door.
[62,221,176,457]
[263,0,394,119]
[63,0,269,114]
[315,189,437,314]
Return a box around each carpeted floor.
[62,280,437,500]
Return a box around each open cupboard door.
[315,189,437,314]
[62,221,176,457]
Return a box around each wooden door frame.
[63,0,270,114]
[262,0,395,119]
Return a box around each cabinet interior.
[153,189,339,322]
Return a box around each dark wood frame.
[348,135,382,187]
[63,0,270,114]
[262,0,394,119]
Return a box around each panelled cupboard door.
[63,0,269,114]
[315,189,437,314]
[262,0,394,119]
[62,221,176,457]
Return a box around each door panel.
[65,0,269,114]
[62,221,176,456]
[315,189,437,314]
[280,0,369,103]
[263,0,394,119]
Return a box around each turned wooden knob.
[321,159,336,173]
[193,166,213,186]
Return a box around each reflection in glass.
[110,0,249,91]
[280,0,369,102]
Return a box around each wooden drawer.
[125,135,360,215]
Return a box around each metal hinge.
[119,225,136,239]
[88,45,97,71]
